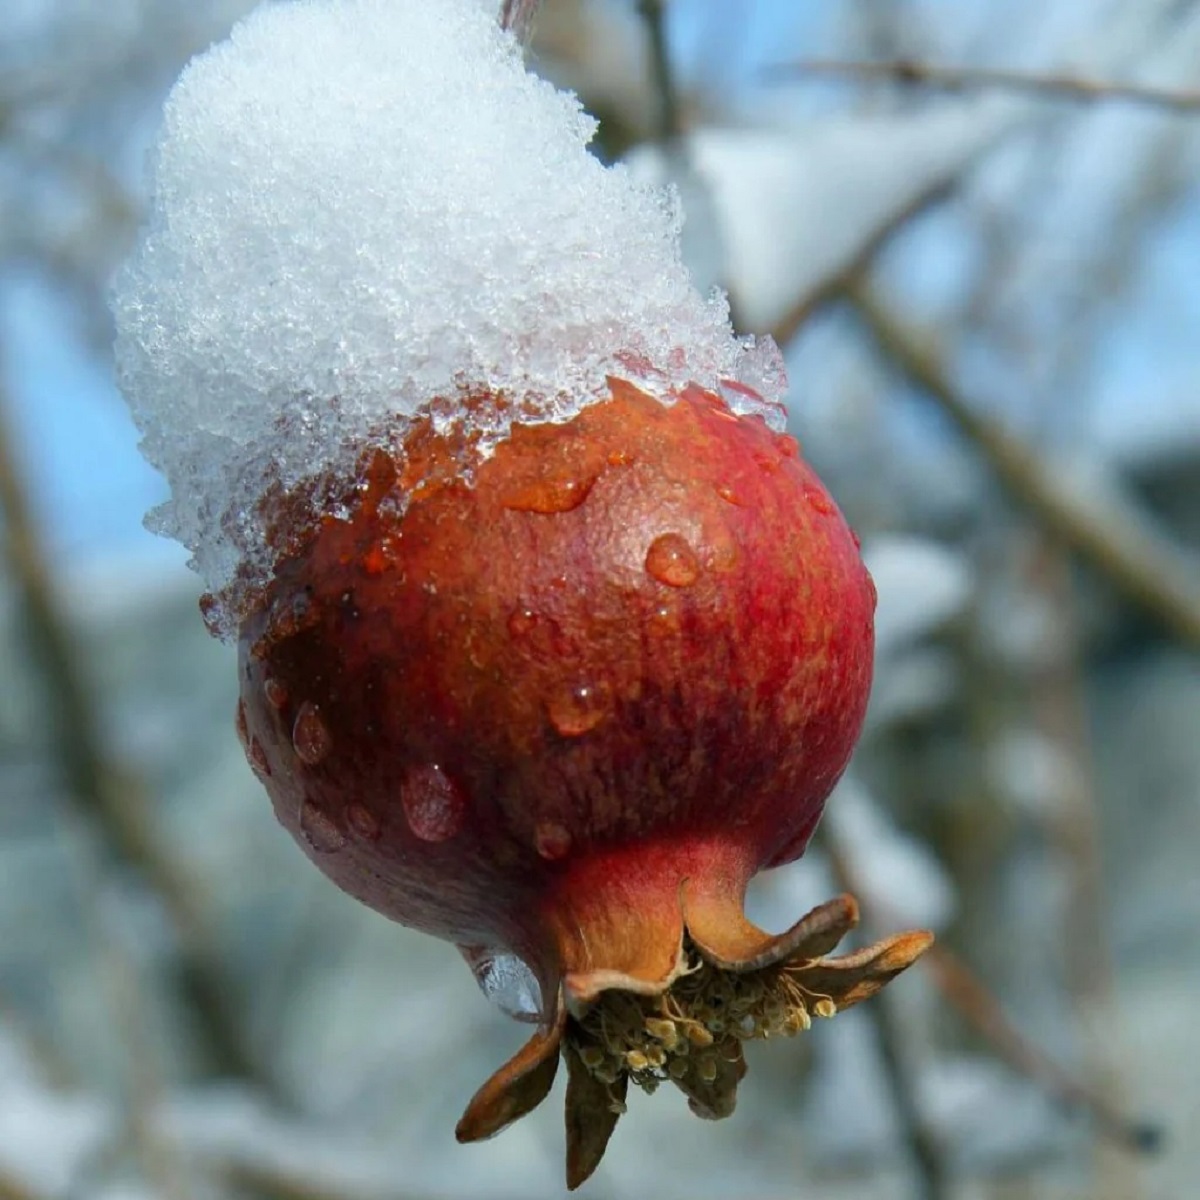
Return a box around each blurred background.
[2,1,1199,1198]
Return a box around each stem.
[498,0,542,46]
[637,0,684,142]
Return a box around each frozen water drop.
[263,677,289,709]
[299,798,346,854]
[401,763,466,842]
[464,947,543,1021]
[714,482,748,507]
[546,680,612,737]
[645,533,700,587]
[292,702,332,766]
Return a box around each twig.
[0,374,269,1090]
[817,833,950,1200]
[498,0,541,46]
[923,945,1161,1154]
[767,58,1200,114]
[845,283,1200,650]
[637,0,685,142]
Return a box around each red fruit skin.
[236,380,875,991]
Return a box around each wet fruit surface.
[237,381,876,961]
[231,379,920,1185]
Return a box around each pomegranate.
[234,377,930,1186]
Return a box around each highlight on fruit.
[110,0,932,1186]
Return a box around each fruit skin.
[235,378,875,999]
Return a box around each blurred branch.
[0,376,270,1092]
[846,283,1200,650]
[818,834,950,1200]
[924,945,1161,1154]
[768,58,1200,113]
[637,0,684,141]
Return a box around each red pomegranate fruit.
[234,377,931,1186]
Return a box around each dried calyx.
[458,893,931,1189]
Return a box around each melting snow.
[111,0,783,633]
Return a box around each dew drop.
[534,821,572,861]
[645,533,701,588]
[507,607,537,639]
[263,677,289,710]
[463,947,543,1020]
[547,680,612,737]
[803,485,836,517]
[346,803,382,841]
[714,483,748,507]
[235,699,249,744]
[299,798,347,854]
[401,763,466,842]
[501,472,597,514]
[292,702,333,766]
[775,433,801,459]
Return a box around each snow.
[625,101,1026,331]
[111,0,783,635]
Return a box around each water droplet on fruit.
[774,433,800,458]
[866,570,878,610]
[534,821,572,861]
[263,678,288,709]
[345,803,381,841]
[850,528,862,550]
[803,485,835,516]
[501,472,597,514]
[508,607,537,638]
[247,736,271,778]
[292,702,332,766]
[645,533,701,587]
[714,483,748,507]
[199,593,223,638]
[401,764,466,842]
[235,699,249,744]
[300,799,346,854]
[464,947,542,1020]
[547,680,612,736]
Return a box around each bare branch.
[767,58,1200,114]
[845,283,1200,651]
[924,945,1162,1154]
[636,0,684,142]
[818,831,951,1200]
[0,371,273,1092]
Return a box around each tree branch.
[0,375,271,1091]
[845,282,1200,650]
[768,58,1200,114]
